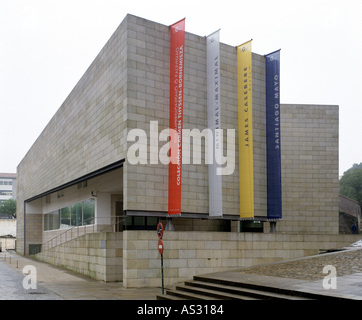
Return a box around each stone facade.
[123,17,269,217]
[280,104,339,234]
[36,232,123,282]
[17,14,341,285]
[122,231,358,288]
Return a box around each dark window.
[240,220,264,233]
[124,216,158,230]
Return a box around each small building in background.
[0,173,17,203]
[0,173,17,251]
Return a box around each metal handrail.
[40,216,126,253]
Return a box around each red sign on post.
[157,223,163,239]
[156,222,165,294]
[158,239,164,255]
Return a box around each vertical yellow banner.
[237,40,254,219]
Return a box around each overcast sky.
[1,0,361,176]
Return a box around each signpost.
[158,238,164,255]
[157,222,163,239]
[157,223,164,295]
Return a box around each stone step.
[184,280,310,300]
[193,274,347,300]
[156,293,186,300]
[174,284,259,300]
[157,271,354,301]
[157,287,222,300]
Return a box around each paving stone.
[0,256,60,300]
[239,247,362,281]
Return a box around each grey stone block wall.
[16,14,340,256]
[280,104,339,234]
[17,17,129,254]
[124,15,269,217]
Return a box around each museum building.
[16,14,359,286]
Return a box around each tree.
[339,162,362,204]
[0,198,16,218]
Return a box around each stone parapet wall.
[0,237,16,251]
[339,195,361,218]
[35,230,360,287]
[35,232,123,282]
[123,231,360,288]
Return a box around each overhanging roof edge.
[25,159,125,203]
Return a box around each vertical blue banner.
[265,50,282,221]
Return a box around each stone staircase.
[157,274,345,300]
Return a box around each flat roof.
[0,173,17,179]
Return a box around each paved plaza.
[1,247,362,300]
[0,251,160,300]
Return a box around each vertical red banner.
[168,18,185,216]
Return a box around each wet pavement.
[1,246,362,300]
[0,254,60,300]
[0,251,160,300]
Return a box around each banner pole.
[270,221,277,233]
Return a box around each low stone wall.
[35,232,123,282]
[0,237,16,251]
[34,230,361,287]
[123,231,361,288]
[0,219,16,237]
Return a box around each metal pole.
[270,221,277,233]
[161,253,164,295]
[165,218,174,231]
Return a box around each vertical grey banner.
[207,30,223,218]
